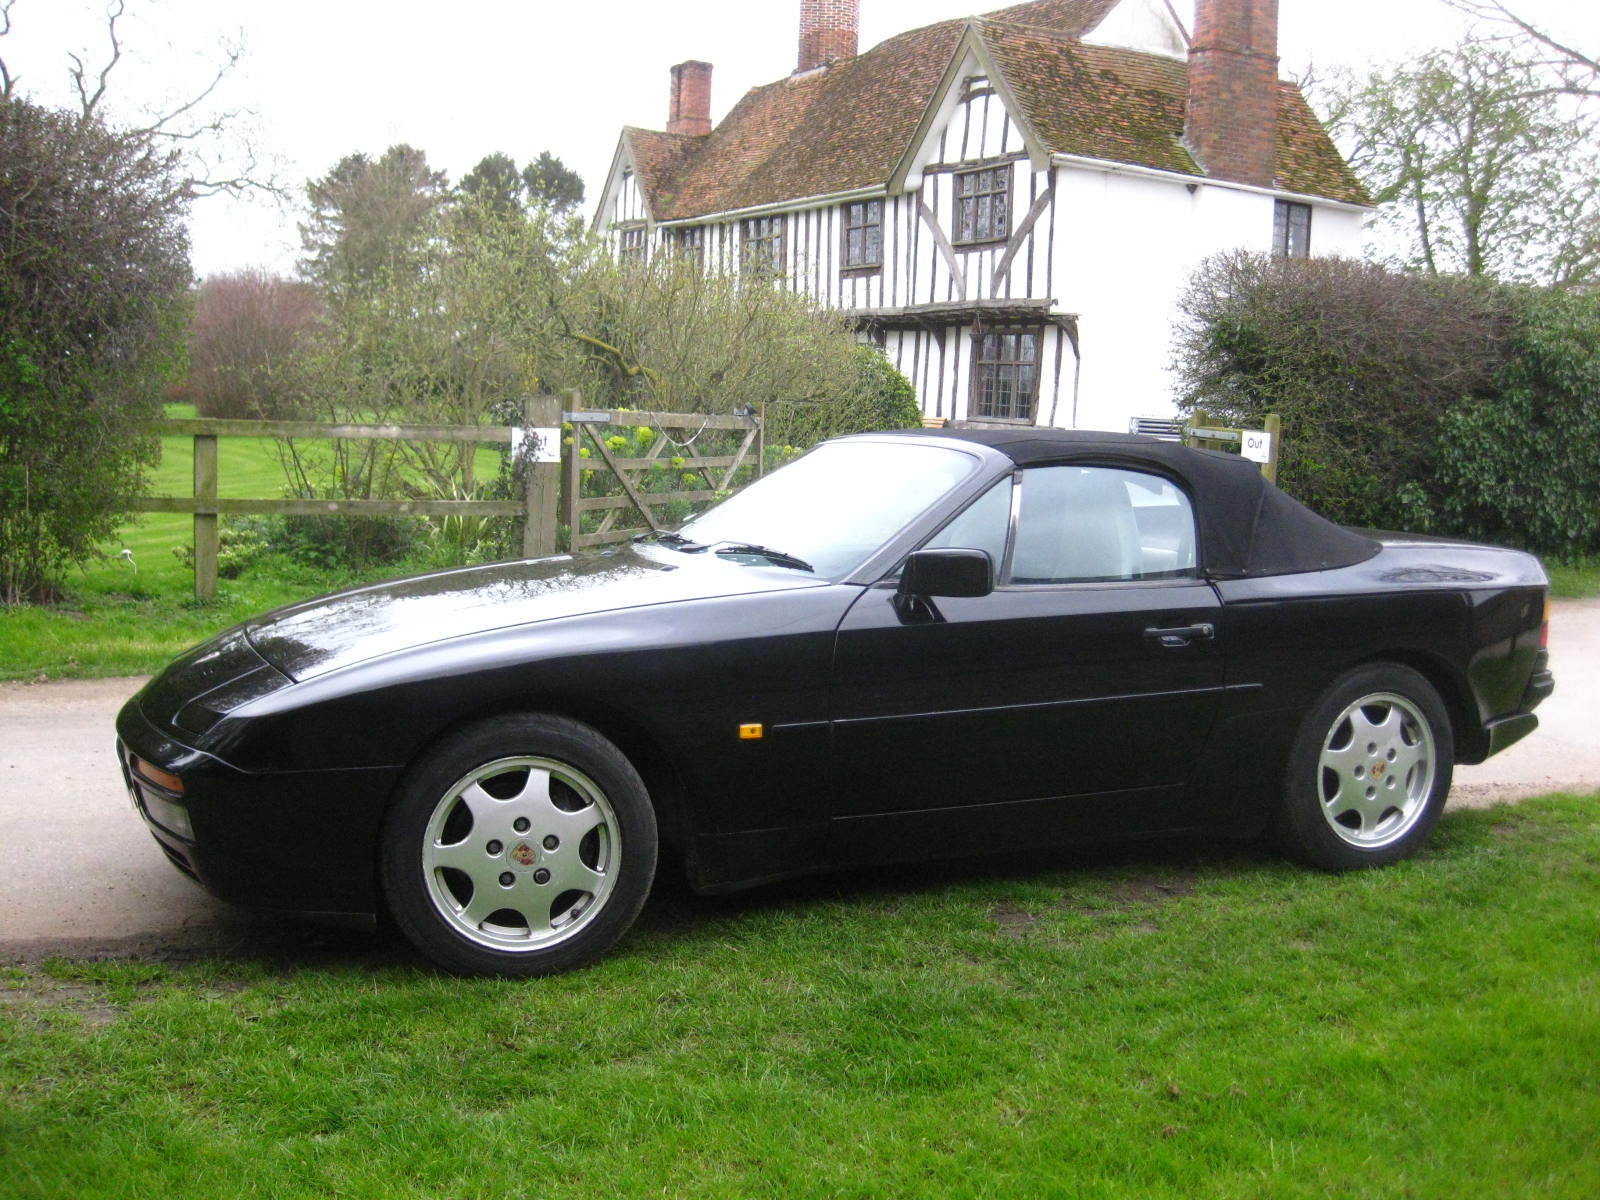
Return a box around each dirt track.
[3,599,1596,962]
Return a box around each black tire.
[1278,664,1454,871]
[380,714,657,976]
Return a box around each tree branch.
[1441,1,1600,90]
[0,0,18,98]
[70,0,127,118]
[126,39,240,139]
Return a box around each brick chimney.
[668,61,713,136]
[797,0,859,73]
[1186,0,1280,188]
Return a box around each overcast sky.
[3,0,1595,278]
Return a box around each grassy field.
[2,796,1597,1198]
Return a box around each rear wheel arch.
[1356,649,1482,763]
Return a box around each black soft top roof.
[899,428,1379,578]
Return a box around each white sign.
[1241,430,1273,464]
[514,426,562,464]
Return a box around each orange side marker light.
[739,724,764,740]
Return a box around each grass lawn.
[2,796,1597,1198]
[1547,557,1600,599]
[0,412,507,680]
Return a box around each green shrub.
[277,511,424,571]
[1432,288,1600,559]
[0,101,191,603]
[171,516,277,579]
[1172,252,1509,529]
[765,345,921,449]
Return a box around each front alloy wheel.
[382,715,656,976]
[422,755,621,953]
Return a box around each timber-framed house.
[595,0,1370,432]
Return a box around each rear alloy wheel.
[1280,665,1454,870]
[382,715,656,976]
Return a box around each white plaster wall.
[1051,165,1366,432]
[1082,0,1189,59]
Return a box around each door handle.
[1143,622,1215,649]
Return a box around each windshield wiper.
[710,542,814,573]
[641,530,705,551]
[645,531,813,573]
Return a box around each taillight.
[1542,594,1550,650]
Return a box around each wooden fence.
[135,394,759,599]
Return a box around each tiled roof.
[641,18,965,219]
[985,27,1202,177]
[982,0,1123,34]
[1275,84,1370,204]
[622,127,701,215]
[628,0,1368,220]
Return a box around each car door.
[825,463,1225,866]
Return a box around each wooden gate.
[561,406,762,551]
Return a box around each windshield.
[669,439,982,579]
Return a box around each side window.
[1008,467,1197,584]
[1273,199,1311,258]
[922,476,1013,575]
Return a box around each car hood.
[245,545,826,681]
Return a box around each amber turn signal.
[131,756,185,795]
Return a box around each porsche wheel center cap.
[510,841,539,868]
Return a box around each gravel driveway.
[4,598,1596,962]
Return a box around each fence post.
[521,393,562,559]
[1262,412,1282,486]
[757,402,767,478]
[561,393,583,554]
[194,432,219,601]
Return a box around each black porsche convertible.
[117,429,1554,976]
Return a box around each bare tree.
[0,0,278,200]
[0,0,17,98]
[1441,1,1600,99]
[188,270,323,420]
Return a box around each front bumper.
[116,695,401,924]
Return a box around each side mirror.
[898,548,994,599]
